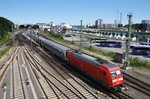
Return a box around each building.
[36,23,50,31]
[141,20,150,24]
[141,20,150,32]
[14,23,20,29]
[103,24,116,29]
[60,23,72,29]
[50,23,72,33]
[95,19,103,29]
[35,22,72,33]
[140,24,150,32]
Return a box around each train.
[91,37,108,43]
[91,38,122,48]
[95,40,122,48]
[27,32,127,91]
[131,45,150,56]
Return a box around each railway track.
[13,47,26,99]
[123,72,150,96]
[25,43,134,98]
[22,46,58,98]
[31,48,100,98]
[1,34,45,99]
[0,47,18,99]
[0,47,17,81]
[15,33,134,99]
[23,45,101,99]
[24,47,82,98]
[113,91,134,99]
[0,46,27,99]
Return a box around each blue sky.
[0,0,150,25]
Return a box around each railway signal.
[124,12,133,69]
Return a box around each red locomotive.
[28,32,127,91]
[66,50,127,91]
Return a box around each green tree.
[0,17,14,39]
[105,32,108,36]
[44,28,48,33]
[19,25,25,29]
[0,29,8,39]
[0,17,14,32]
[135,34,139,38]
[130,33,134,38]
[116,33,118,36]
[108,33,111,36]
[112,32,115,37]
[125,33,129,37]
[120,32,123,37]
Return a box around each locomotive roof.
[39,36,71,51]
[73,51,108,67]
[105,63,117,68]
[73,51,118,68]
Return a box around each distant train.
[131,45,150,56]
[27,32,127,91]
[96,40,122,48]
[91,37,107,43]
[91,38,122,48]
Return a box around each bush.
[0,46,12,59]
[0,34,11,45]
[129,57,150,69]
[48,32,63,40]
[83,46,115,59]
[0,30,8,39]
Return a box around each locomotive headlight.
[118,77,123,81]
[113,77,123,82]
[113,79,117,82]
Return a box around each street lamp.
[127,12,132,34]
[80,20,83,51]
[124,12,133,69]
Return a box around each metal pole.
[80,20,83,51]
[30,30,32,49]
[124,12,132,68]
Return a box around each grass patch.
[0,35,13,59]
[0,46,12,59]
[83,45,115,59]
[129,57,150,69]
[0,35,12,46]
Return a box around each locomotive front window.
[116,70,121,75]
[111,70,121,77]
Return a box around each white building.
[36,23,50,31]
[60,23,72,29]
[50,23,72,33]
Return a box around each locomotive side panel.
[66,51,112,88]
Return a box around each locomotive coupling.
[117,85,128,91]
